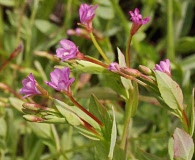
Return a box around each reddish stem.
[67,93,103,127]
[83,56,108,68]
[81,118,101,137]
[0,82,23,100]
[0,43,23,73]
[182,110,189,132]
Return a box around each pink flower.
[154,59,171,76]
[129,8,150,35]
[79,4,98,31]
[19,73,41,98]
[108,62,120,72]
[45,67,75,92]
[56,39,79,61]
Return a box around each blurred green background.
[0,0,194,159]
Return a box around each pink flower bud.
[19,73,41,98]
[154,59,171,76]
[129,8,150,35]
[79,4,98,31]
[108,62,120,72]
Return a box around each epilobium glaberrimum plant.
[17,3,194,160]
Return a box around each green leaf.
[96,5,114,20]
[113,145,126,160]
[168,137,174,160]
[0,0,15,7]
[54,98,100,141]
[128,81,139,117]
[173,128,194,160]
[35,19,58,35]
[176,37,195,54]
[0,117,6,149]
[103,73,128,100]
[28,123,56,151]
[54,99,83,126]
[136,148,163,160]
[75,126,100,141]
[117,47,131,90]
[108,107,117,159]
[0,117,6,137]
[174,0,194,38]
[181,54,195,71]
[94,141,110,159]
[154,71,183,110]
[189,88,194,136]
[54,99,100,129]
[89,94,112,140]
[9,97,24,113]
[74,59,107,74]
[28,123,53,140]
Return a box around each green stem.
[120,82,138,151]
[110,0,129,34]
[120,87,133,150]
[51,124,61,151]
[63,0,72,30]
[25,0,39,67]
[89,32,110,64]
[167,0,175,61]
[125,34,133,67]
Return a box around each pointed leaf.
[136,148,163,160]
[154,71,183,109]
[168,137,174,160]
[75,126,100,141]
[57,59,108,74]
[9,97,24,113]
[173,128,194,160]
[117,47,131,90]
[54,99,99,129]
[54,99,83,126]
[112,145,126,160]
[108,107,117,159]
[188,88,194,136]
[89,94,112,140]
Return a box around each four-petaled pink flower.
[19,73,41,98]
[108,62,120,72]
[129,8,150,35]
[45,67,75,92]
[79,4,98,31]
[154,59,171,76]
[56,39,79,61]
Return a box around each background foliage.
[0,0,194,159]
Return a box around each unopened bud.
[23,115,44,122]
[22,108,38,114]
[139,65,153,75]
[75,28,88,35]
[120,67,141,77]
[22,102,46,111]
[43,115,66,123]
[67,29,76,35]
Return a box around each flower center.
[63,52,69,56]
